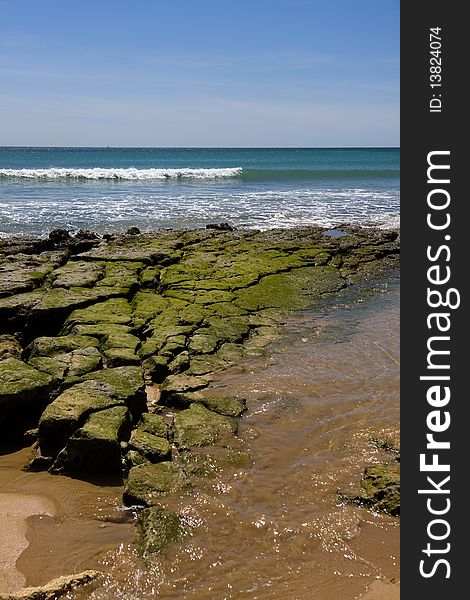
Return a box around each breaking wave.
[0,167,243,180]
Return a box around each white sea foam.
[0,167,243,180]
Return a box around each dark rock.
[49,228,71,244]
[23,450,54,472]
[206,223,233,232]
[74,229,99,240]
[126,227,141,235]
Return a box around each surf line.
[418,150,460,580]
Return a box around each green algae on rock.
[37,380,126,457]
[128,430,171,462]
[0,226,398,499]
[0,358,53,438]
[70,366,146,412]
[136,413,168,438]
[52,405,132,474]
[172,403,238,449]
[25,334,100,359]
[197,396,246,417]
[181,447,252,477]
[343,461,400,517]
[138,506,185,558]
[123,462,192,506]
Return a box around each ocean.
[0,147,399,237]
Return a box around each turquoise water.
[0,147,399,236]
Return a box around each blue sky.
[0,0,399,147]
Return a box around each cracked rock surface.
[0,225,399,521]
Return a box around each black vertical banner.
[401,2,466,598]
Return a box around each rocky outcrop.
[0,226,399,535]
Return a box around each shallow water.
[0,277,399,599]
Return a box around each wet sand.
[0,447,135,595]
[0,492,55,594]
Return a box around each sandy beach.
[0,489,55,594]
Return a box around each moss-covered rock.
[137,413,168,438]
[52,406,131,474]
[25,334,100,359]
[98,331,141,368]
[188,333,219,354]
[181,447,252,477]
[197,396,246,417]
[215,342,247,364]
[0,290,45,331]
[123,462,191,506]
[95,260,144,291]
[186,354,228,376]
[72,366,146,414]
[132,291,169,328]
[29,287,128,336]
[38,380,124,457]
[138,506,185,557]
[202,315,250,344]
[0,225,399,486]
[101,332,140,351]
[168,351,190,375]
[103,347,140,367]
[234,266,346,311]
[0,253,61,296]
[160,373,211,403]
[141,355,169,382]
[172,403,238,449]
[69,347,103,378]
[30,346,102,381]
[62,298,132,331]
[52,261,105,289]
[140,266,161,288]
[342,461,400,517]
[0,358,53,439]
[125,449,150,468]
[129,430,171,462]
